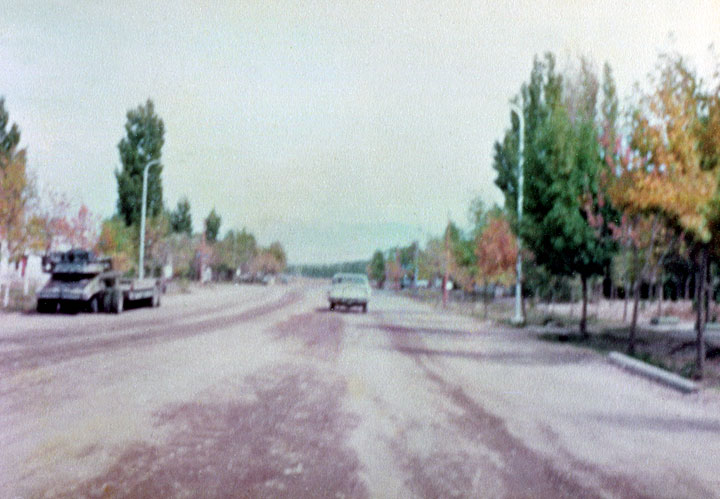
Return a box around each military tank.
[36,249,161,314]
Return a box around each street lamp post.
[510,103,524,325]
[139,158,160,280]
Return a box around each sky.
[2,1,719,263]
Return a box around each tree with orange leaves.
[475,211,517,318]
[0,98,37,264]
[609,53,720,377]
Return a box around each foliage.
[493,54,619,335]
[115,99,165,227]
[169,196,193,235]
[368,250,385,285]
[96,216,137,273]
[417,237,446,281]
[250,242,287,276]
[204,208,221,243]
[214,228,257,276]
[0,98,38,262]
[609,55,716,242]
[475,213,517,287]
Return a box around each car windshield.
[332,275,367,285]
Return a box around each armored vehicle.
[36,249,162,314]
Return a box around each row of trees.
[492,51,720,377]
[0,97,286,290]
[368,199,518,317]
[100,100,287,280]
[368,50,719,378]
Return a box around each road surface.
[2,281,719,498]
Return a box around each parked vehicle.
[328,273,371,312]
[36,249,162,314]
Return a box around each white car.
[328,273,371,312]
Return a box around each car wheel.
[329,302,335,310]
[362,303,367,313]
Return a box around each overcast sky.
[2,1,719,263]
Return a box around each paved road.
[2,282,719,498]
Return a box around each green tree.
[0,98,20,152]
[221,228,257,273]
[96,215,137,273]
[447,221,476,291]
[170,196,193,235]
[115,99,165,227]
[494,54,617,337]
[368,250,385,286]
[204,208,221,243]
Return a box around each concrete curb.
[608,352,699,394]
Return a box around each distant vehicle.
[36,249,162,314]
[328,273,371,312]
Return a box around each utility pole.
[139,158,160,280]
[510,103,524,325]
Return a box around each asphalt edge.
[608,351,699,394]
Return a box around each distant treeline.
[288,260,369,278]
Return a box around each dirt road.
[2,281,719,498]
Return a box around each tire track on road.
[0,290,303,376]
[0,287,277,346]
[377,311,649,498]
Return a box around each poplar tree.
[115,99,165,227]
[493,54,617,337]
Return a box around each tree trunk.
[657,272,663,317]
[595,279,601,319]
[483,282,489,319]
[685,275,690,300]
[695,247,707,379]
[580,275,588,338]
[705,262,712,324]
[623,279,630,323]
[628,280,641,356]
[442,272,448,308]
